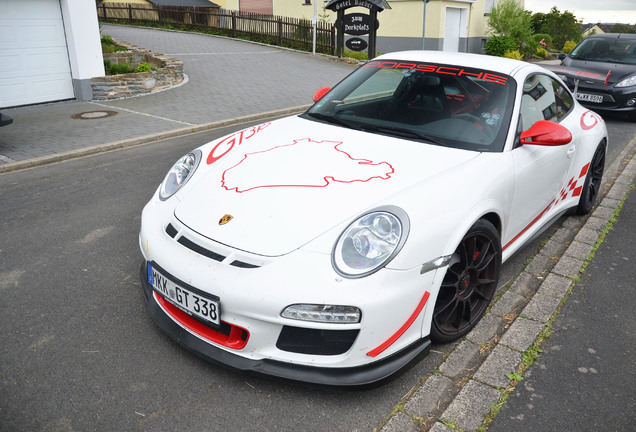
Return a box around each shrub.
[105,62,132,75]
[535,47,548,58]
[520,39,540,59]
[562,40,577,53]
[134,62,153,73]
[485,36,517,57]
[101,34,127,53]
[533,33,553,48]
[503,49,523,60]
[101,35,115,45]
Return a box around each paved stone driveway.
[0,25,355,162]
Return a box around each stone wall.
[91,39,184,101]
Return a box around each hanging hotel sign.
[342,13,378,36]
[326,0,390,59]
[346,37,368,51]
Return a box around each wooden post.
[331,25,336,56]
[231,11,236,37]
[368,9,377,60]
[128,4,132,22]
[336,9,344,58]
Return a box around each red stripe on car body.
[367,291,431,358]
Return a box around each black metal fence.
[97,2,336,55]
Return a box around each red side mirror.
[312,86,331,103]
[520,120,572,146]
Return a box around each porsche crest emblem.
[219,214,233,225]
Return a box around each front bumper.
[138,195,441,386]
[140,261,431,386]
[562,78,636,114]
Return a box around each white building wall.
[60,0,105,100]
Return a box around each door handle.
[567,145,576,158]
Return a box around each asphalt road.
[0,115,634,432]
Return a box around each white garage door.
[0,0,75,108]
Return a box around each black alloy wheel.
[431,220,501,343]
[575,142,606,215]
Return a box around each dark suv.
[546,33,636,121]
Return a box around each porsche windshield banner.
[363,61,509,86]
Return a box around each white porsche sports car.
[139,51,607,386]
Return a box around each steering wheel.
[453,113,496,140]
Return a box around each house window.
[485,0,497,15]
[303,0,311,4]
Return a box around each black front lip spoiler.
[139,262,431,387]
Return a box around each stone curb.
[0,105,309,174]
[379,136,636,432]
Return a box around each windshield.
[571,38,636,65]
[305,60,516,152]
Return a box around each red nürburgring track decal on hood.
[221,138,394,193]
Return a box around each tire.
[575,142,606,215]
[430,220,501,343]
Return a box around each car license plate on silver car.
[575,92,603,103]
[147,263,221,326]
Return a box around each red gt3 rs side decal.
[580,110,601,131]
[367,291,430,358]
[503,162,591,251]
[222,138,394,193]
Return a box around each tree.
[531,7,581,50]
[488,0,533,41]
[487,0,534,57]
[611,23,636,34]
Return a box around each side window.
[520,74,573,130]
[484,0,497,15]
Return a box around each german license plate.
[575,92,603,103]
[147,263,221,327]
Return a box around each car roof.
[374,50,532,76]
[584,33,636,40]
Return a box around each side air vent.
[165,223,178,238]
[230,260,260,269]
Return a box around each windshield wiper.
[305,112,362,130]
[361,124,446,146]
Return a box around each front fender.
[387,152,513,271]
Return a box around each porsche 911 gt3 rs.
[138,51,608,386]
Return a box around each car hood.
[174,115,479,256]
[545,59,636,85]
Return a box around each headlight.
[333,206,409,278]
[159,150,201,200]
[616,75,636,88]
